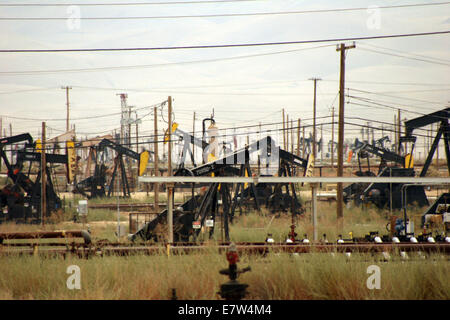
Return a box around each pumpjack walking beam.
[0,133,33,172]
[403,107,450,177]
[96,138,152,197]
[357,142,407,175]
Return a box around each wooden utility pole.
[193,112,196,164]
[0,117,2,171]
[167,97,173,244]
[153,106,159,213]
[331,106,335,169]
[286,114,289,152]
[128,106,132,148]
[290,118,293,153]
[320,124,323,164]
[310,77,321,162]
[394,114,397,151]
[397,109,401,154]
[282,109,286,150]
[41,122,46,226]
[336,42,355,229]
[302,126,305,157]
[9,123,12,161]
[61,86,72,132]
[297,118,300,157]
[136,115,139,153]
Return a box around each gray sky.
[0,0,449,156]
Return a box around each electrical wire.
[0,0,266,6]
[348,88,445,104]
[1,101,165,121]
[358,47,450,67]
[358,42,450,64]
[1,31,449,53]
[1,2,448,20]
[0,44,335,75]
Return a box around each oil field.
[0,0,449,308]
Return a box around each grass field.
[0,251,448,300]
[0,192,448,300]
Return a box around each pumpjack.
[343,139,428,209]
[404,108,450,232]
[131,136,312,243]
[0,133,69,223]
[344,107,449,210]
[75,138,151,198]
[168,121,233,171]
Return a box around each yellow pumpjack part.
[404,153,414,168]
[66,141,76,183]
[35,139,42,153]
[139,151,150,176]
[164,122,179,144]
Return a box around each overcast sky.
[0,0,448,157]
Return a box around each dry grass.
[0,252,448,300]
[0,193,448,300]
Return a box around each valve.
[287,224,297,243]
[218,243,251,300]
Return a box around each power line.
[359,41,450,64]
[1,2,448,20]
[0,87,58,94]
[348,88,444,104]
[322,79,450,86]
[1,101,165,121]
[348,100,450,122]
[0,0,264,6]
[1,31,449,53]
[0,44,334,75]
[358,47,450,67]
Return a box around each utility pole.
[331,106,335,169]
[336,42,355,230]
[9,123,12,161]
[167,96,174,244]
[193,112,196,165]
[61,86,72,132]
[394,114,397,151]
[128,106,132,148]
[310,77,321,162]
[0,117,2,171]
[302,126,305,157]
[154,106,159,214]
[286,114,289,152]
[297,118,300,157]
[291,119,295,154]
[397,109,401,154]
[282,109,286,150]
[320,124,323,164]
[136,116,139,153]
[41,122,46,226]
